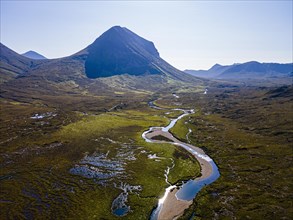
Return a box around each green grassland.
[0,97,200,219]
[1,79,292,219]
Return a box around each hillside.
[0,43,46,83]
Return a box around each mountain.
[22,50,47,60]
[72,26,196,82]
[217,61,293,79]
[0,43,46,83]
[0,26,202,105]
[185,64,231,78]
[0,43,31,76]
[82,26,160,78]
[185,61,293,80]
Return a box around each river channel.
[144,100,220,219]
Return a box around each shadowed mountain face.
[84,26,161,78]
[22,50,47,60]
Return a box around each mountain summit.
[83,26,161,78]
[22,50,47,60]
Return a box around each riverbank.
[157,143,215,219]
[143,107,219,220]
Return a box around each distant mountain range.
[185,61,293,79]
[22,50,47,60]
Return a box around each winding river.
[144,100,220,220]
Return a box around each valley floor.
[0,82,292,219]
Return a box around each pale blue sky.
[1,1,292,70]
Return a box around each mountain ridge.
[185,61,293,79]
[0,43,48,83]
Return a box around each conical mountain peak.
[22,50,47,60]
[84,26,160,78]
[98,25,126,38]
[104,25,126,33]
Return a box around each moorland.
[0,26,292,219]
